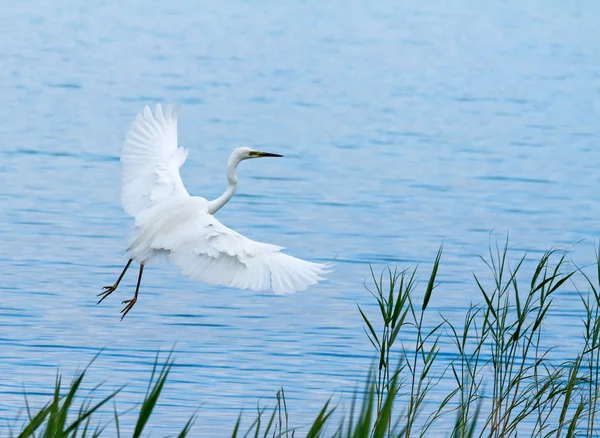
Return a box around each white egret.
[99,104,330,319]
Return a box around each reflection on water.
[1,0,599,434]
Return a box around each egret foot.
[97,285,116,304]
[98,259,133,305]
[119,264,144,321]
[120,297,137,320]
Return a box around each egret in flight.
[99,104,330,319]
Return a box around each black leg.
[98,259,133,304]
[120,264,144,320]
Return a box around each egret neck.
[208,151,241,214]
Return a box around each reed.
[10,240,600,437]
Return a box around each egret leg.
[120,264,144,320]
[98,259,133,304]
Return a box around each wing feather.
[121,104,330,294]
[128,198,330,294]
[121,103,189,218]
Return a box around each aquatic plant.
[10,240,600,437]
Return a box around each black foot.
[97,285,116,304]
[120,298,137,320]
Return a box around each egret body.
[99,104,330,319]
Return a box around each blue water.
[1,0,600,435]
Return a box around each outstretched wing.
[121,104,190,218]
[131,198,330,294]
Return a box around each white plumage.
[101,104,330,317]
[121,104,189,217]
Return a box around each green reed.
[10,240,600,437]
[12,350,195,438]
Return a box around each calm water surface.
[1,0,599,435]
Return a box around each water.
[1,0,599,435]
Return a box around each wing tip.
[162,103,180,121]
[138,103,180,122]
[268,255,332,295]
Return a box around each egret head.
[215,146,285,213]
[233,147,284,161]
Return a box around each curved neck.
[208,153,241,214]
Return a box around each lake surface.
[1,0,599,435]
